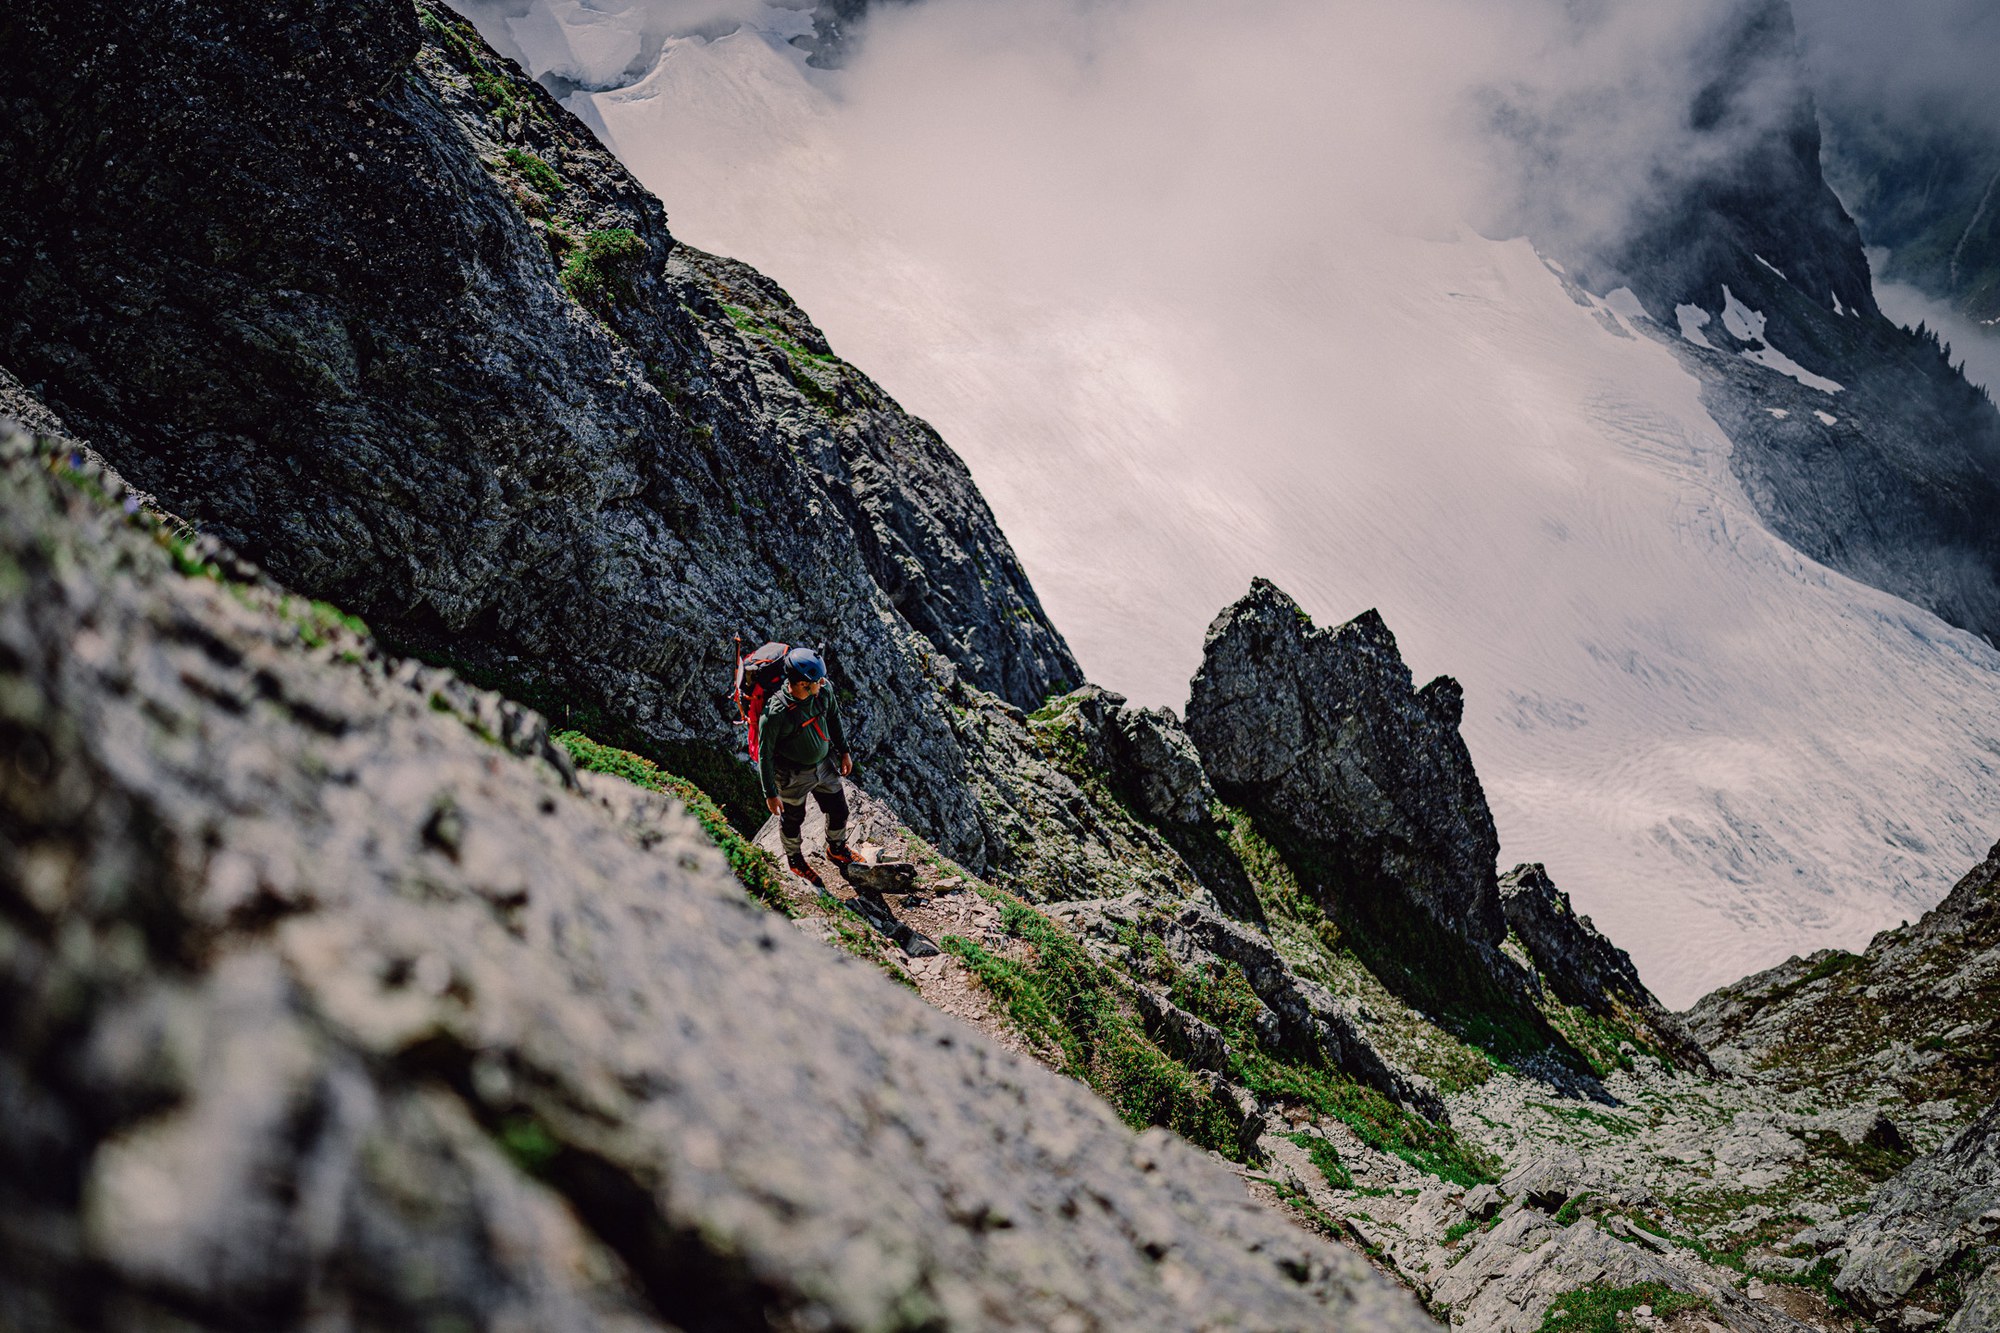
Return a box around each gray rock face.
[1499,863,1712,1073]
[0,426,1431,1332]
[1186,579,1505,949]
[0,0,1076,860]
[1050,685,1217,830]
[1109,706,1217,829]
[1499,864,1649,1011]
[1837,1099,2000,1322]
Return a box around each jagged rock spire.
[1186,578,1505,948]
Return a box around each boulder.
[1108,705,1217,828]
[1036,685,1216,829]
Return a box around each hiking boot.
[786,853,822,887]
[825,843,859,867]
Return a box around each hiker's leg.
[774,762,816,858]
[779,797,808,857]
[812,773,849,850]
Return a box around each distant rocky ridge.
[1689,838,2000,1116]
[1184,580,1701,1076]
[1540,0,2000,654]
[1816,102,2000,328]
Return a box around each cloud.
[452,0,1811,264]
[828,0,1806,277]
[1474,0,1814,264]
[1791,0,2000,133]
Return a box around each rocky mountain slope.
[0,0,1076,858]
[20,363,2000,1327]
[1836,1100,2000,1329]
[685,570,2000,1333]
[7,2,2000,1331]
[0,416,1432,1332]
[1691,842,2000,1119]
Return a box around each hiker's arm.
[827,691,853,774]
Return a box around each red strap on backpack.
[746,683,770,761]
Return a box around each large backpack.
[733,640,790,762]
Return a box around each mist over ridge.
[446,0,2000,1006]
[1790,0,2000,333]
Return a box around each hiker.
[758,646,855,884]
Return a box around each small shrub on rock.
[560,228,648,312]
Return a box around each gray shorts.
[772,757,842,805]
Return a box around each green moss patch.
[1291,1131,1357,1191]
[1536,1282,1710,1333]
[279,596,369,650]
[944,902,1248,1158]
[555,730,792,917]
[719,302,848,413]
[721,302,835,366]
[1554,1191,1592,1227]
[497,1114,560,1178]
[502,148,564,197]
[1248,1051,1492,1186]
[1443,1216,1482,1246]
[561,229,648,312]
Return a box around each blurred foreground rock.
[0,424,1431,1332]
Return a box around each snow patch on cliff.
[1677,304,1717,349]
[1722,287,1846,393]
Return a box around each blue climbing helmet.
[783,646,827,683]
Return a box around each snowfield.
[448,1,2000,1006]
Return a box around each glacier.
[446,0,2000,1006]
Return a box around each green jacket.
[758,687,848,797]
